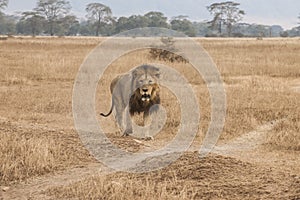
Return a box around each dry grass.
[0,132,57,183]
[0,37,99,184]
[0,120,92,184]
[49,175,192,200]
[199,38,300,148]
[0,38,100,122]
[48,153,300,200]
[223,76,300,142]
[0,37,299,194]
[0,37,100,83]
[1,132,67,183]
[267,115,300,151]
[199,38,300,77]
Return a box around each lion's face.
[132,65,160,102]
[136,75,157,102]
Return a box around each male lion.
[100,64,160,139]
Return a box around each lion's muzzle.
[140,87,152,102]
[141,94,151,102]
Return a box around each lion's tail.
[100,101,114,117]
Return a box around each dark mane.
[129,88,160,116]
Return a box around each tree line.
[0,0,299,37]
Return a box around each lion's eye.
[139,80,143,84]
[149,80,153,83]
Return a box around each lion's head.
[129,65,160,115]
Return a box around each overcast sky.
[6,0,300,29]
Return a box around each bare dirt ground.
[0,38,299,199]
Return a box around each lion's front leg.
[123,107,133,136]
[143,112,153,140]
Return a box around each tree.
[34,0,71,36]
[207,1,245,36]
[78,20,93,36]
[58,15,79,36]
[297,14,300,36]
[0,0,8,12]
[115,16,130,33]
[127,15,148,29]
[86,3,112,36]
[0,0,8,26]
[0,14,17,35]
[171,16,196,37]
[0,1,16,35]
[20,11,45,36]
[193,21,210,36]
[144,11,169,28]
[98,16,116,36]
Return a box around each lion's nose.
[142,88,148,93]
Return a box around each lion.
[100,64,160,140]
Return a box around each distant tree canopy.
[34,0,72,36]
[0,1,299,37]
[0,0,13,34]
[144,11,169,28]
[19,11,44,36]
[86,3,112,36]
[0,0,8,12]
[207,1,245,36]
[171,15,196,37]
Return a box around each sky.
[5,0,300,30]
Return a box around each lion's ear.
[132,70,138,78]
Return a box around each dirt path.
[1,163,111,200]
[2,118,297,200]
[214,120,278,155]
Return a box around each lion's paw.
[144,136,154,141]
[123,129,133,136]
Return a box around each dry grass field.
[0,36,299,199]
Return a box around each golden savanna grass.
[49,153,299,200]
[0,37,99,184]
[0,37,299,199]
